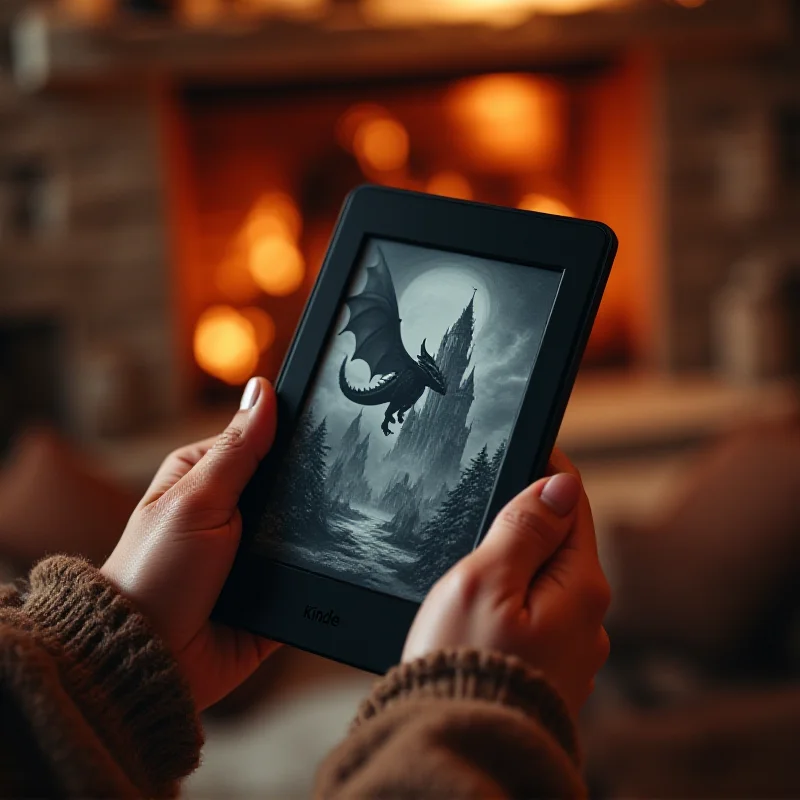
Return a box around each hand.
[102,377,280,711]
[403,449,610,718]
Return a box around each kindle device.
[214,185,617,674]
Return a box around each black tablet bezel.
[214,185,617,674]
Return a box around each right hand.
[403,449,610,718]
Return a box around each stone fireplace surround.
[0,0,798,465]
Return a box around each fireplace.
[2,0,797,443]
[168,54,659,402]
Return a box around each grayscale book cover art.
[254,238,561,602]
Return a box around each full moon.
[397,265,490,356]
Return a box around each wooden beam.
[11,0,791,92]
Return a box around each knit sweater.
[0,556,585,798]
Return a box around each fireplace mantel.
[11,0,790,91]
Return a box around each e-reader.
[214,185,617,674]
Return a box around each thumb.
[470,472,581,593]
[184,377,277,511]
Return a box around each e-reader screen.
[251,238,562,602]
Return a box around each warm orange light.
[337,104,386,152]
[57,0,116,25]
[241,306,277,353]
[234,0,330,20]
[249,236,306,296]
[425,171,474,201]
[524,0,622,10]
[59,0,115,22]
[215,247,261,303]
[194,306,259,385]
[674,0,706,7]
[353,117,410,173]
[447,74,564,173]
[178,0,223,25]
[518,193,575,217]
[244,192,302,243]
[362,0,619,28]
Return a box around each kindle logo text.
[303,605,340,627]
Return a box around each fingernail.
[239,377,261,411]
[540,473,580,517]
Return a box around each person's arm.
[316,650,585,799]
[0,378,282,797]
[0,556,202,798]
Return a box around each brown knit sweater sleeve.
[0,555,203,798]
[314,649,587,799]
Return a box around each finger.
[139,436,220,509]
[180,378,277,512]
[558,488,599,563]
[546,449,599,559]
[469,472,582,593]
[547,447,581,480]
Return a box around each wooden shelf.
[10,0,791,91]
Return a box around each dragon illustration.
[339,246,447,436]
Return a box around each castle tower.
[386,292,477,491]
[431,367,475,480]
[390,404,417,452]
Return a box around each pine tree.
[436,445,491,535]
[411,444,495,595]
[306,418,330,527]
[259,413,308,542]
[258,411,330,545]
[490,440,506,476]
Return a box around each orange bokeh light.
[336,104,386,152]
[178,0,223,25]
[60,0,115,23]
[426,171,474,200]
[215,246,261,302]
[193,305,259,385]
[249,235,306,296]
[362,0,620,27]
[517,193,575,217]
[353,116,410,173]
[241,306,277,353]
[244,192,302,243]
[447,74,564,173]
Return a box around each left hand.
[102,377,280,711]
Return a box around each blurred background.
[1,0,799,796]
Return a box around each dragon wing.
[340,246,416,380]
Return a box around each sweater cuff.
[356,649,580,765]
[18,556,202,796]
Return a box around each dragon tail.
[339,358,397,406]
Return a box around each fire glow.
[189,62,632,387]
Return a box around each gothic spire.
[452,290,475,338]
[460,366,475,398]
